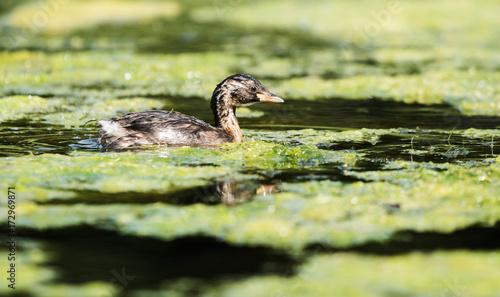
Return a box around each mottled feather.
[97,74,282,150]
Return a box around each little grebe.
[98,74,283,149]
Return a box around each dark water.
[155,96,500,132]
[0,119,97,157]
[14,228,301,293]
[245,98,500,130]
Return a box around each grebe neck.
[211,86,242,142]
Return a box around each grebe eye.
[250,86,257,92]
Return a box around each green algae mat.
[1,0,500,296]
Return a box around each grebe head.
[216,74,284,107]
[210,74,284,134]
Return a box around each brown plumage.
[98,74,283,149]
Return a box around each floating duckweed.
[5,157,499,250]
[42,97,166,127]
[0,152,232,203]
[0,95,64,121]
[0,51,250,100]
[7,1,181,33]
[164,140,359,169]
[197,251,500,297]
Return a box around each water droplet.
[124,73,132,80]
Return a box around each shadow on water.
[307,221,500,255]
[242,98,500,130]
[12,222,500,296]
[1,13,335,57]
[157,96,499,131]
[74,16,334,56]
[36,180,280,206]
[17,227,302,292]
[252,165,365,183]
[36,167,365,206]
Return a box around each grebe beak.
[257,93,284,103]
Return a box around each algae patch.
[1,95,165,127]
[0,152,232,203]
[0,95,63,122]
[197,251,500,297]
[6,154,500,251]
[7,0,180,33]
[161,139,359,169]
[0,51,251,100]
